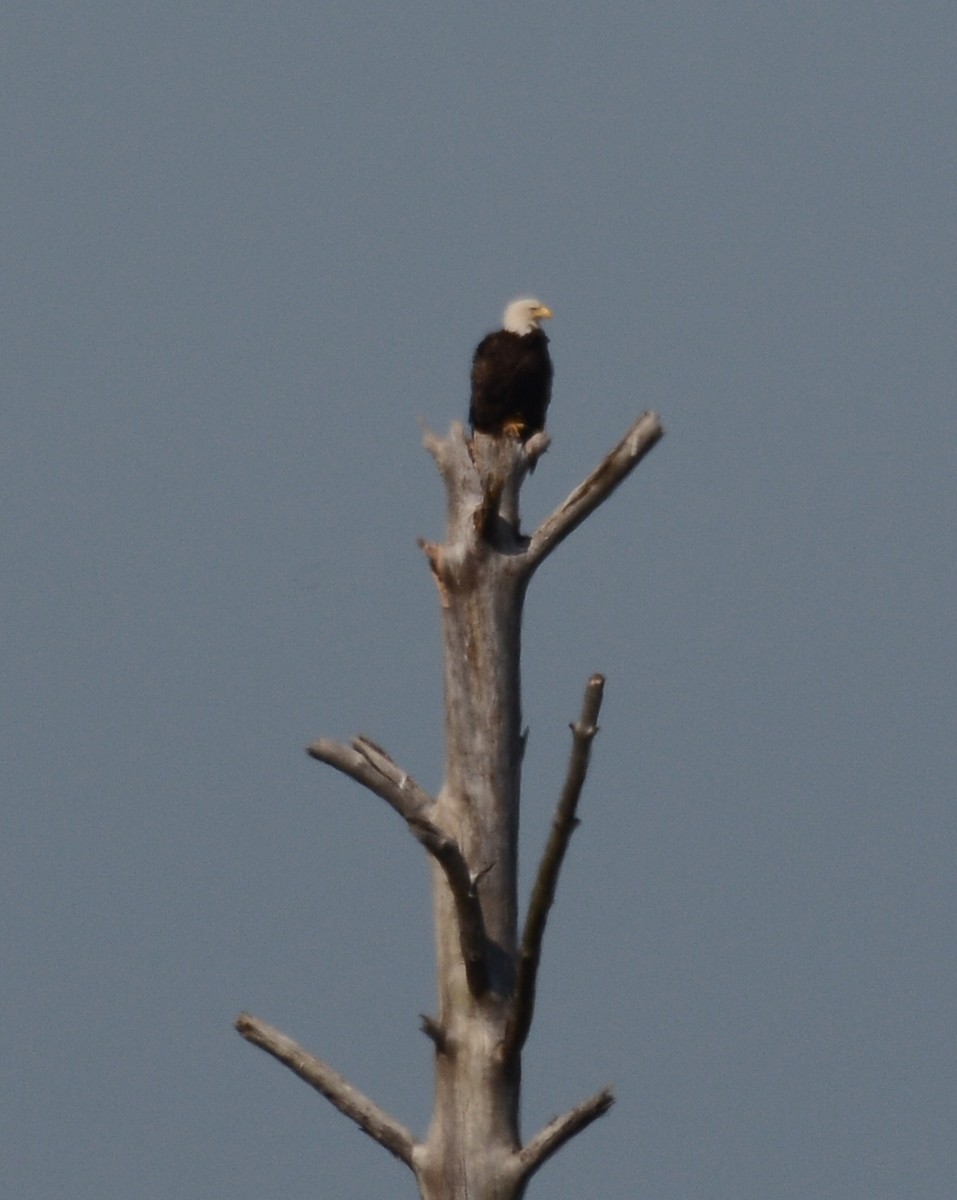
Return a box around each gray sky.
[4,3,955,1197]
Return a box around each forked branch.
[505,674,606,1060]
[234,1012,416,1168]
[522,411,663,574]
[307,735,489,995]
[307,735,434,823]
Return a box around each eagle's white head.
[502,296,554,336]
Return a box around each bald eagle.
[469,297,553,439]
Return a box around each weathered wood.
[523,410,664,574]
[307,733,490,993]
[414,419,661,1200]
[416,430,532,1200]
[236,411,663,1200]
[234,1013,416,1168]
[504,673,607,1064]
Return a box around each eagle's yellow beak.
[532,304,554,320]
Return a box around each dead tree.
[236,410,663,1200]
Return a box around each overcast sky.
[4,3,955,1198]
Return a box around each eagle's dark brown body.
[469,327,553,439]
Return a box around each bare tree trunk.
[236,412,663,1200]
[415,433,529,1200]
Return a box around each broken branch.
[522,411,663,574]
[234,1012,417,1168]
[505,674,606,1059]
[517,1086,615,1181]
[307,735,435,823]
[308,735,490,995]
